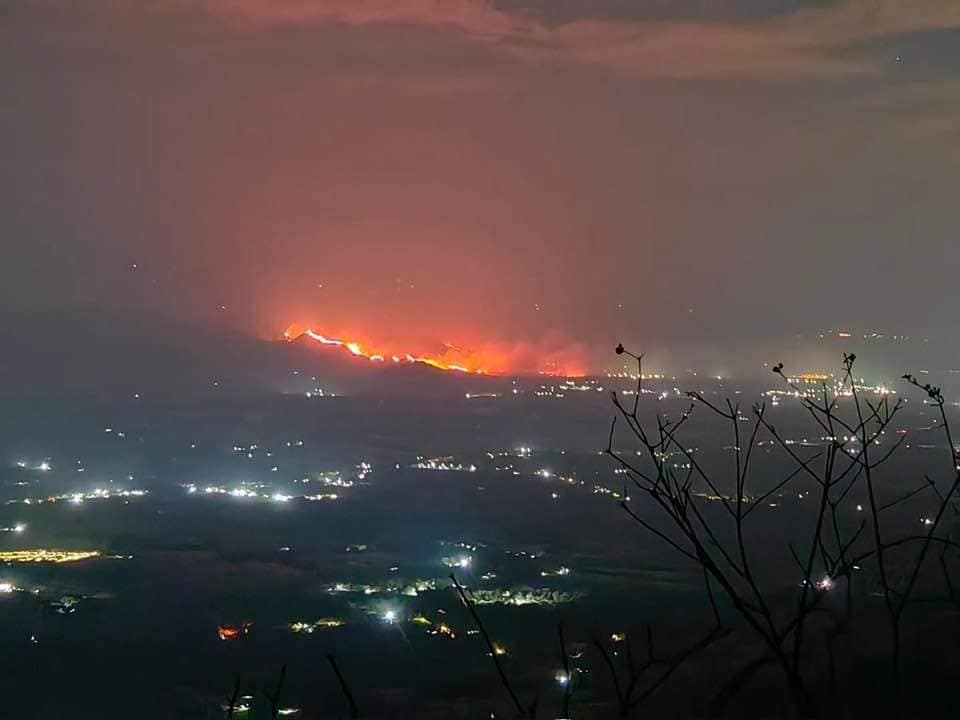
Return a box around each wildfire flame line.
[284,326,487,374]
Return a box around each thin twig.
[327,655,360,719]
[451,573,532,718]
[558,623,573,719]
[266,665,287,720]
[226,674,242,720]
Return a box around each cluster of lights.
[325,574,577,606]
[304,388,332,399]
[534,385,567,398]
[430,622,455,638]
[327,579,437,597]
[593,485,626,500]
[289,618,345,633]
[226,696,253,715]
[301,472,353,488]
[533,379,607,397]
[461,588,580,606]
[815,576,835,592]
[184,484,342,504]
[442,540,481,552]
[606,372,666,381]
[223,696,299,716]
[13,460,51,472]
[6,488,147,507]
[0,550,101,564]
[506,549,542,559]
[559,379,604,392]
[765,381,895,402]
[442,555,473,569]
[412,614,466,640]
[412,457,477,472]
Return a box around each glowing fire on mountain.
[283,325,585,377]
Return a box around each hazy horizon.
[4,0,960,372]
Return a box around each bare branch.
[451,573,532,718]
[327,655,360,719]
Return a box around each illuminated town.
[5,0,960,715]
[0,549,101,564]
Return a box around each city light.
[412,457,477,472]
[6,489,147,507]
[815,576,835,592]
[289,618,346,633]
[0,550,101,564]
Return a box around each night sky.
[3,1,960,371]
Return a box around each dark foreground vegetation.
[224,351,960,719]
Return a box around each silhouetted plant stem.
[558,623,573,719]
[450,573,534,718]
[327,654,360,719]
[593,638,626,714]
[266,664,286,720]
[594,624,729,718]
[605,348,936,716]
[226,674,242,720]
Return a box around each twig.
[327,655,360,719]
[266,665,287,720]
[451,573,533,718]
[558,623,573,719]
[226,674,242,720]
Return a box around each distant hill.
[1,308,955,400]
[0,309,504,400]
